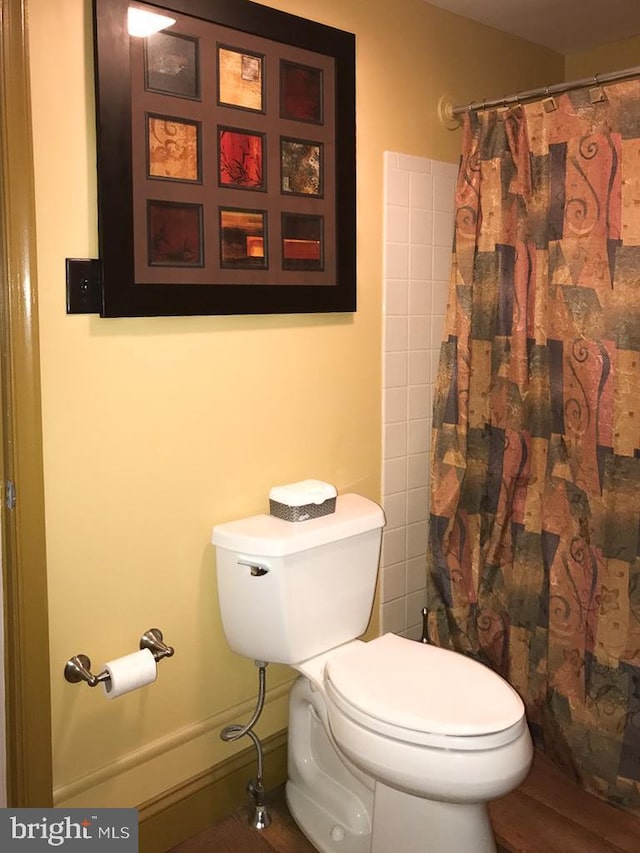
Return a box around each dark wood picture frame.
[92,0,356,317]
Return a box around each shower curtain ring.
[542,86,558,113]
[589,72,607,104]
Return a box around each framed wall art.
[92,0,356,317]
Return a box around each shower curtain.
[428,79,640,813]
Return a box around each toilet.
[212,493,533,853]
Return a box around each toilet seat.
[324,633,526,750]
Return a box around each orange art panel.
[218,47,263,111]
[148,116,199,182]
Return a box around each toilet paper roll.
[102,648,157,700]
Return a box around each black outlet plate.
[66,258,102,314]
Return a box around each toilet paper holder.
[64,628,174,687]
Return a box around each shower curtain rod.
[449,64,640,117]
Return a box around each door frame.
[0,0,53,806]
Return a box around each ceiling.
[426,0,640,53]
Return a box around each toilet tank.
[211,494,385,664]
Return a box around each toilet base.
[286,781,371,853]
[286,676,374,853]
[371,782,496,853]
[288,778,497,853]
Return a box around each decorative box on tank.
[269,479,337,522]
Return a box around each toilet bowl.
[323,633,531,802]
[212,494,533,853]
[287,633,532,852]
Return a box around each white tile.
[381,598,406,634]
[384,151,399,169]
[381,561,406,602]
[398,153,431,173]
[384,278,409,316]
[433,175,456,212]
[406,590,428,628]
[385,316,408,352]
[408,418,430,455]
[385,204,410,243]
[385,243,409,279]
[383,456,407,494]
[433,210,454,248]
[408,384,430,420]
[408,350,430,385]
[408,280,430,315]
[385,168,410,206]
[432,245,453,281]
[384,421,407,460]
[382,527,406,567]
[407,487,430,525]
[406,520,428,559]
[431,281,449,316]
[408,453,429,488]
[384,351,407,388]
[408,316,431,351]
[405,622,424,642]
[383,491,407,530]
[431,313,445,346]
[384,387,407,424]
[429,349,442,382]
[407,555,428,593]
[410,208,433,247]
[432,159,459,178]
[409,172,433,210]
[409,244,432,281]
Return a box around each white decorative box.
[269,479,337,522]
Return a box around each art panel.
[144,31,199,99]
[218,127,265,190]
[147,200,203,266]
[147,114,200,181]
[219,208,267,268]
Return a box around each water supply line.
[220,660,271,830]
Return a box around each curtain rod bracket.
[437,94,462,131]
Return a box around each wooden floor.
[169,750,640,852]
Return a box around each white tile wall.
[381,152,457,639]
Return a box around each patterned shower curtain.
[428,79,640,813]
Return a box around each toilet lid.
[324,633,524,738]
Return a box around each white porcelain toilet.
[212,493,533,853]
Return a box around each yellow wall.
[28,0,562,809]
[565,35,640,79]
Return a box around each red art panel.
[280,61,322,123]
[218,127,265,189]
[281,212,323,270]
[147,201,203,267]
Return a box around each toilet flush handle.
[237,559,270,577]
